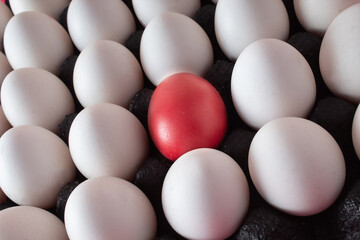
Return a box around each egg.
[0,105,11,137]
[231,38,316,129]
[3,11,73,75]
[65,176,157,240]
[140,12,213,86]
[0,206,68,239]
[73,40,143,108]
[214,0,289,61]
[68,103,148,180]
[248,117,346,216]
[132,0,201,26]
[162,148,249,240]
[148,72,227,161]
[1,68,75,133]
[67,0,136,51]
[319,3,360,103]
[352,104,360,160]
[9,0,71,19]
[0,125,76,209]
[0,1,12,51]
[294,0,360,36]
[0,52,12,101]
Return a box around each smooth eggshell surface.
[0,206,68,240]
[215,0,289,61]
[65,176,157,240]
[352,104,360,160]
[3,11,74,75]
[0,125,76,208]
[248,117,346,216]
[140,12,213,86]
[68,103,148,180]
[73,40,143,108]
[319,3,360,103]
[148,72,227,161]
[67,0,136,51]
[1,68,75,133]
[0,52,12,101]
[9,0,71,19]
[231,38,316,130]
[294,0,360,36]
[132,0,201,26]
[0,2,13,51]
[162,148,249,240]
[0,105,11,137]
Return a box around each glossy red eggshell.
[148,72,227,161]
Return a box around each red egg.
[148,72,227,161]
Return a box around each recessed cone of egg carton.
[1,0,360,239]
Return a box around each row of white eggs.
[0,0,360,239]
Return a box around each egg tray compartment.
[1,0,360,239]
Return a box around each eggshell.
[319,3,360,103]
[0,206,68,239]
[352,104,360,160]
[162,148,249,240]
[0,52,12,101]
[132,0,201,26]
[73,40,143,108]
[65,176,157,240]
[0,105,11,137]
[148,72,227,161]
[9,0,71,19]
[68,103,148,180]
[231,38,316,129]
[1,68,75,133]
[248,117,346,216]
[67,0,136,51]
[294,0,360,36]
[0,2,12,51]
[215,0,289,61]
[0,125,76,208]
[140,12,213,86]
[3,11,74,75]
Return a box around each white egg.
[68,103,148,180]
[0,52,12,101]
[9,0,71,19]
[249,117,346,216]
[0,105,11,137]
[0,125,76,209]
[231,38,316,130]
[162,148,249,240]
[352,104,360,160]
[67,0,136,51]
[1,68,75,133]
[0,206,68,239]
[65,176,157,240]
[0,2,13,51]
[215,0,289,61]
[132,0,201,26]
[319,3,360,103]
[294,0,360,36]
[3,11,74,75]
[73,40,143,108]
[140,12,213,86]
